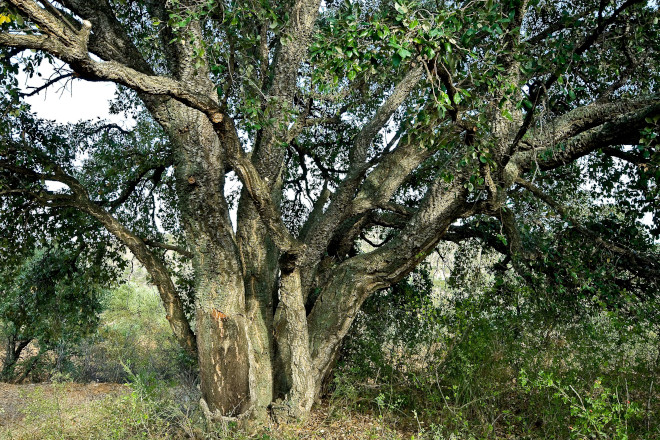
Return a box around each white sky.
[19,63,122,124]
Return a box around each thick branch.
[215,117,301,252]
[251,0,322,186]
[143,239,193,258]
[350,65,424,167]
[58,0,155,74]
[9,0,84,48]
[525,98,659,151]
[307,174,469,383]
[0,30,222,117]
[505,99,660,183]
[301,66,425,264]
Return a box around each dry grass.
[0,382,127,439]
[0,381,417,440]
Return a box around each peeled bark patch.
[197,309,250,416]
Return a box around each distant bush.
[72,280,197,385]
[0,246,104,381]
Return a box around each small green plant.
[520,369,643,439]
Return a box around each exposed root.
[199,397,254,423]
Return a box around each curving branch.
[1,0,301,254]
[0,29,222,118]
[19,72,73,97]
[102,161,172,211]
[524,98,659,151]
[505,98,660,182]
[507,0,646,158]
[516,177,660,278]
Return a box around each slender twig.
[19,72,73,97]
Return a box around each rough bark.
[272,268,316,419]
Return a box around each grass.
[72,280,192,384]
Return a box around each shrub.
[0,246,104,381]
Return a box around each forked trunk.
[1,335,31,381]
[193,264,325,421]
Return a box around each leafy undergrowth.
[1,368,656,440]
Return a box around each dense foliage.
[0,246,104,380]
[339,238,659,438]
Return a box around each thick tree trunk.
[166,107,255,416]
[197,304,251,415]
[271,268,316,420]
[236,196,278,416]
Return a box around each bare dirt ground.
[276,403,416,440]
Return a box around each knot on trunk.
[278,249,303,274]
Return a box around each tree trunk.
[271,268,316,420]
[1,335,31,381]
[236,194,278,416]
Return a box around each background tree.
[0,246,104,381]
[0,0,658,421]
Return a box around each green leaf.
[398,48,412,59]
